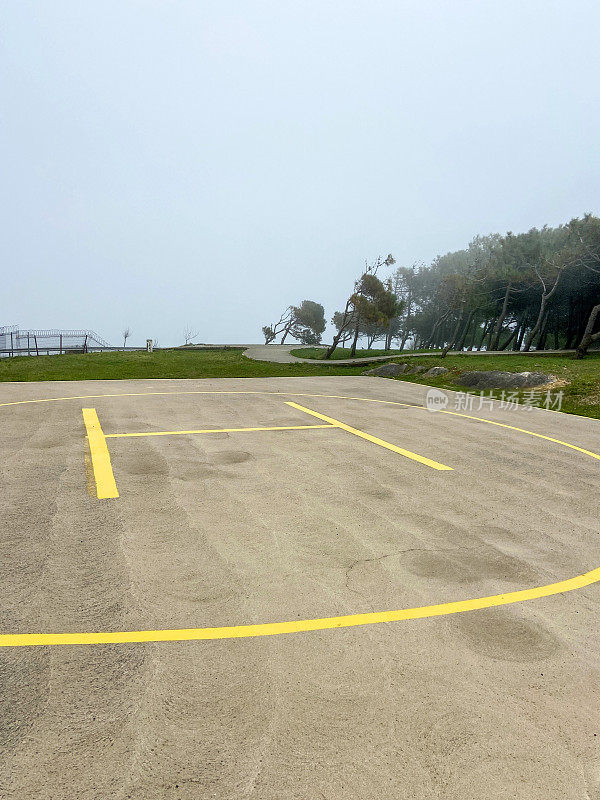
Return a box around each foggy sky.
[2,0,599,346]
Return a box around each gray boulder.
[456,370,555,389]
[362,362,407,377]
[408,365,428,374]
[423,366,449,377]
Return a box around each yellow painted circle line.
[2,566,600,647]
[1,388,599,647]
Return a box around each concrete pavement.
[0,375,599,798]
[242,343,421,364]
[242,343,576,364]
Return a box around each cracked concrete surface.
[344,549,429,592]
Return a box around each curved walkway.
[242,344,417,365]
[242,343,573,365]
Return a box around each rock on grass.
[456,370,555,389]
[362,363,408,377]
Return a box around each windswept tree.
[325,296,357,358]
[520,228,571,351]
[388,265,420,350]
[262,300,326,345]
[485,234,530,351]
[292,300,326,344]
[262,307,294,344]
[571,215,600,357]
[263,215,600,360]
[331,309,356,348]
[324,254,398,358]
[576,303,600,358]
[122,327,131,350]
[400,218,599,356]
[347,256,397,357]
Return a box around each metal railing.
[0,328,112,357]
[0,345,147,357]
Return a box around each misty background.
[2,0,599,346]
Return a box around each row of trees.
[261,257,402,356]
[262,214,600,358]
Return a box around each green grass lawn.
[0,348,369,382]
[0,347,598,419]
[372,352,600,420]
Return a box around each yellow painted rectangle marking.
[82,408,119,499]
[285,401,453,471]
[105,424,334,439]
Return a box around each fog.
[2,0,599,345]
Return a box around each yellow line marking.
[0,387,597,460]
[0,389,597,646]
[285,401,453,471]
[105,424,334,439]
[2,565,599,647]
[82,409,119,499]
[0,389,378,409]
[436,409,600,462]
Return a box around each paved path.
[243,343,575,365]
[1,375,599,799]
[243,343,442,364]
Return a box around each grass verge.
[0,348,597,419]
[0,348,370,382]
[291,347,436,359]
[374,352,600,420]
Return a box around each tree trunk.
[523,270,563,351]
[565,297,575,349]
[515,313,529,350]
[384,321,394,350]
[535,310,550,350]
[490,283,512,351]
[400,296,413,351]
[477,319,491,350]
[324,329,343,358]
[498,324,519,350]
[441,304,465,358]
[575,303,600,358]
[325,300,354,359]
[523,295,544,350]
[466,315,480,350]
[457,309,476,351]
[509,308,532,352]
[349,320,360,357]
[523,300,546,351]
[485,319,497,350]
[280,323,293,344]
[427,309,451,350]
[511,322,522,351]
